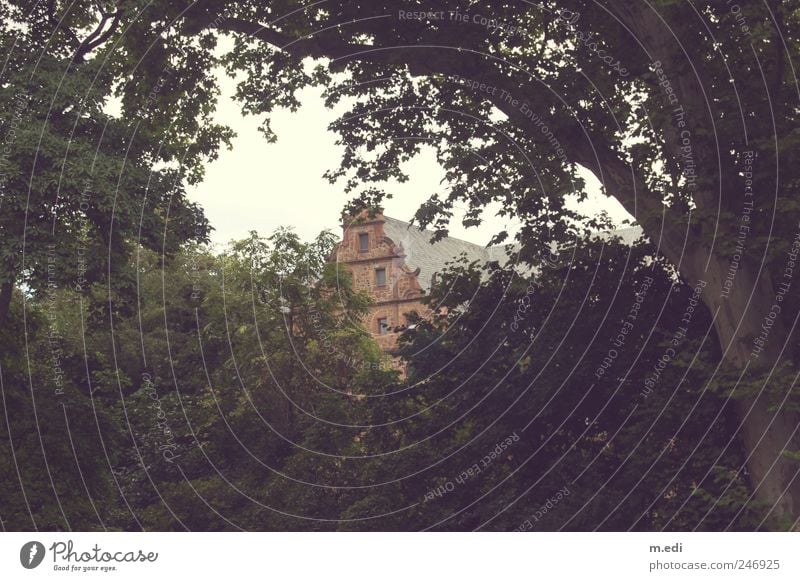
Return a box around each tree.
[2,227,772,529]
[96,230,394,530]
[133,0,799,522]
[0,1,228,323]
[3,0,798,526]
[331,238,762,530]
[0,228,398,530]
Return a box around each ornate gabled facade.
[331,208,505,354]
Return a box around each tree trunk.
[0,280,12,325]
[688,248,800,527]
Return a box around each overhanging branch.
[73,9,122,62]
[211,15,692,265]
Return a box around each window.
[358,232,369,252]
[375,267,386,287]
[378,318,390,335]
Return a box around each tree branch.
[211,16,692,267]
[73,9,122,63]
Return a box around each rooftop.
[382,216,643,291]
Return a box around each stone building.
[331,208,508,354]
[331,208,643,356]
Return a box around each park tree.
[2,0,799,527]
[111,231,396,530]
[334,238,761,530]
[0,228,396,530]
[0,0,227,323]
[133,0,798,522]
[0,0,222,530]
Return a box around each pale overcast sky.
[186,67,632,248]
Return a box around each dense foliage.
[1,1,799,530]
[0,232,772,530]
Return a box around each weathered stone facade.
[331,209,432,353]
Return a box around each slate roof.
[382,216,644,292]
[592,225,643,246]
[383,217,515,291]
